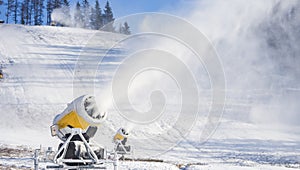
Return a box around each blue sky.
[0,0,194,23]
[104,0,181,18]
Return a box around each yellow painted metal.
[57,110,90,130]
[114,133,125,141]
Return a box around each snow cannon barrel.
[51,95,106,141]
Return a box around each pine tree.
[0,0,3,15]
[20,1,25,24]
[28,0,34,25]
[118,22,131,35]
[123,22,130,35]
[46,0,53,25]
[61,0,70,26]
[24,0,30,24]
[62,0,69,7]
[74,1,83,27]
[12,0,18,24]
[6,0,15,23]
[52,0,61,9]
[33,0,39,25]
[0,0,2,12]
[82,0,90,28]
[118,23,122,33]
[90,0,102,30]
[102,1,114,32]
[90,6,95,29]
[30,0,44,25]
[0,0,117,27]
[37,0,44,25]
[103,1,113,23]
[94,0,102,29]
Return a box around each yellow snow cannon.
[44,95,131,169]
[113,128,129,143]
[0,70,3,79]
[113,128,131,155]
[50,95,107,165]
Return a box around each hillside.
[0,24,124,145]
[0,24,299,170]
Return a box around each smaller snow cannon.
[0,70,3,79]
[114,128,129,142]
[50,95,106,166]
[113,128,131,155]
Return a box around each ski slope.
[0,24,109,146]
[0,24,300,170]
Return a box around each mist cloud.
[185,0,300,126]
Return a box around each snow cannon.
[50,95,107,166]
[39,95,132,169]
[114,128,129,143]
[51,95,106,141]
[113,128,131,155]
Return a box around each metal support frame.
[34,149,40,170]
[114,140,131,155]
[53,128,99,165]
[33,128,133,169]
[111,140,131,170]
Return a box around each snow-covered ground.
[0,24,300,170]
